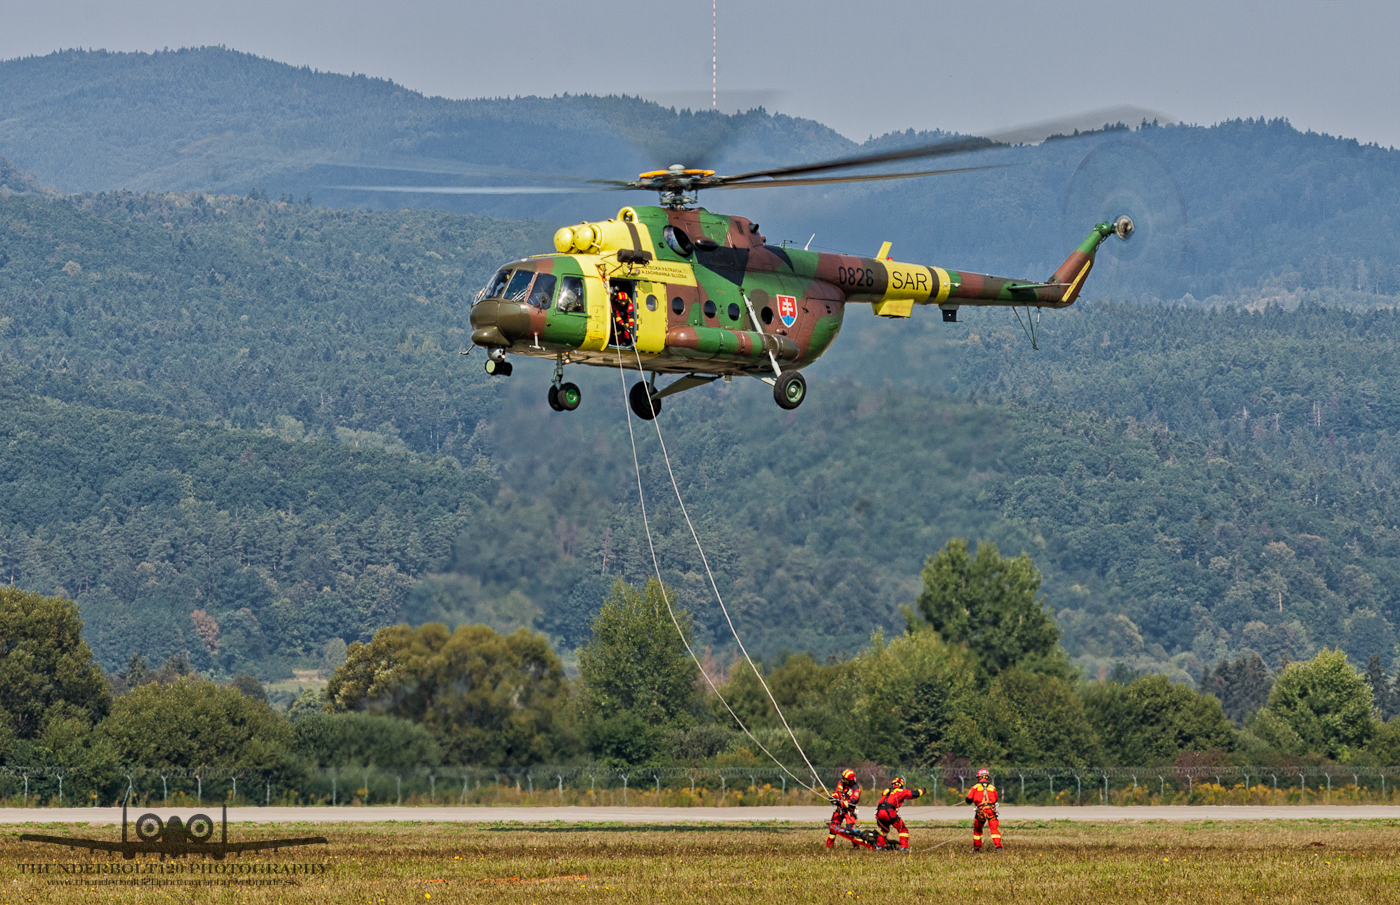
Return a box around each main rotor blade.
[708,163,1010,189]
[325,184,631,195]
[718,106,1173,185]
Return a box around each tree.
[1362,654,1397,721]
[979,667,1101,766]
[231,674,268,703]
[0,588,110,739]
[913,539,1063,679]
[839,629,988,766]
[328,622,575,766]
[292,712,440,769]
[100,677,293,770]
[1083,674,1236,765]
[1201,654,1274,727]
[577,579,703,761]
[1250,649,1377,761]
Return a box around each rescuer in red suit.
[875,777,925,851]
[612,289,637,347]
[965,768,1003,852]
[826,769,862,848]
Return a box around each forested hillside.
[3,174,1400,680]
[3,45,1400,682]
[4,48,1400,302]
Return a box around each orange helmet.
[890,777,905,789]
[977,768,991,782]
[841,769,856,783]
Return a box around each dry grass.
[3,818,1399,904]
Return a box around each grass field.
[4,819,1399,904]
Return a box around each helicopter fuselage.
[468,204,1126,413]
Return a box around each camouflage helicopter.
[459,130,1135,420]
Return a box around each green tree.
[839,629,989,766]
[913,539,1064,679]
[1083,674,1237,765]
[576,580,703,764]
[292,712,440,768]
[1362,654,1397,721]
[1201,654,1274,727]
[0,588,110,739]
[980,667,1100,766]
[1250,649,1377,761]
[328,622,574,766]
[99,677,293,770]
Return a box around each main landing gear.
[547,355,581,412]
[774,370,806,410]
[549,383,581,411]
[629,380,661,420]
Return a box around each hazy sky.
[5,0,1398,147]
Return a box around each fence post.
[429,774,435,805]
[1019,774,1025,801]
[265,776,271,806]
[396,775,402,806]
[195,772,202,805]
[161,774,169,806]
[1049,774,1054,800]
[57,773,63,806]
[1158,775,1164,800]
[623,774,629,807]
[558,774,564,802]
[1075,773,1081,804]
[332,775,337,807]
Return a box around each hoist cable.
[613,349,824,797]
[627,348,830,798]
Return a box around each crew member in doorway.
[612,288,637,347]
[826,769,862,848]
[965,768,1003,852]
[875,777,925,851]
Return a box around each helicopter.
[455,127,1137,420]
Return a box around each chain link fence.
[3,764,1398,808]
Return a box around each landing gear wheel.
[135,813,164,842]
[484,358,512,377]
[187,813,215,843]
[547,385,563,411]
[629,381,661,420]
[557,382,581,411]
[774,370,806,410]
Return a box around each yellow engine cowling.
[554,208,649,255]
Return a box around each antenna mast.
[712,0,717,111]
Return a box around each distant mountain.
[4,48,1400,301]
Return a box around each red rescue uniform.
[826,779,861,848]
[875,786,924,850]
[965,781,1003,850]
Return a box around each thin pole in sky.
[712,0,717,111]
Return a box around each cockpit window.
[483,269,511,301]
[504,269,534,302]
[528,273,557,309]
[557,276,585,313]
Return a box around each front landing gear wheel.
[547,385,562,411]
[629,381,661,420]
[484,358,512,377]
[774,370,806,410]
[557,382,581,411]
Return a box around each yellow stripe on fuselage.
[933,267,951,304]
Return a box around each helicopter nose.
[470,299,532,346]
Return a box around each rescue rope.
[623,347,830,799]
[613,349,824,797]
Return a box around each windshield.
[528,273,557,309]
[504,270,534,303]
[481,269,511,302]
